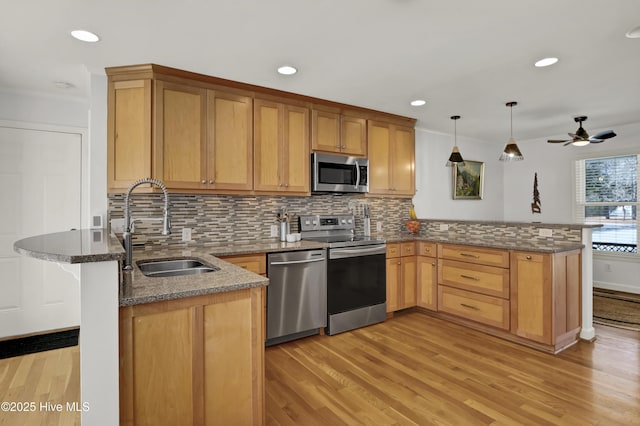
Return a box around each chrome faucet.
[122,178,171,270]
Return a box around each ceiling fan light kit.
[499,101,524,161]
[445,115,465,167]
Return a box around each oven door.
[327,244,386,315]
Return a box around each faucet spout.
[122,178,171,270]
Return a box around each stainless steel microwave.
[311,153,369,194]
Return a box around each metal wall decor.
[531,172,541,213]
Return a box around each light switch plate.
[539,228,553,237]
[270,225,279,237]
[111,218,125,234]
[440,224,449,231]
[182,227,192,242]
[376,221,383,232]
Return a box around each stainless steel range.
[299,214,387,335]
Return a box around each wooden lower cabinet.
[386,242,416,312]
[511,250,581,348]
[119,287,265,425]
[416,242,437,311]
[438,285,510,330]
[218,253,266,276]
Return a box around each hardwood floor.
[0,345,80,425]
[1,312,638,425]
[265,312,640,425]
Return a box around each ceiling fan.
[547,116,617,146]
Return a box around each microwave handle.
[355,160,361,189]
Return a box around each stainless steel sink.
[136,258,219,278]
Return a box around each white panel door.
[0,126,82,338]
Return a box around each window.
[575,154,638,254]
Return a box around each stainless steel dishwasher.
[266,249,327,346]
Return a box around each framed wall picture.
[453,160,484,199]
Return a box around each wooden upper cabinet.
[254,98,310,194]
[311,108,367,157]
[368,120,415,197]
[107,79,152,191]
[206,89,253,191]
[154,80,207,190]
[154,81,253,192]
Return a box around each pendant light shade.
[446,115,465,167]
[499,101,524,161]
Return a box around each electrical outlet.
[270,224,279,237]
[604,263,612,272]
[182,227,192,242]
[376,221,383,232]
[539,228,553,237]
[440,224,449,231]
[111,218,125,234]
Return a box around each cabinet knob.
[285,183,289,187]
[341,145,346,149]
[201,180,206,184]
[209,179,215,184]
[526,255,532,260]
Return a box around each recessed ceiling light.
[71,30,100,43]
[626,25,640,38]
[534,57,559,67]
[277,65,297,75]
[410,99,426,106]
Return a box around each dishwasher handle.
[269,257,326,266]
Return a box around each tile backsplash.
[108,193,413,247]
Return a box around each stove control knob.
[347,219,353,224]
[305,220,311,225]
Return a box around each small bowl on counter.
[405,221,421,234]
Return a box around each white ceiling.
[2,0,639,144]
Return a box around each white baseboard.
[594,280,640,295]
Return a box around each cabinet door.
[203,289,264,425]
[311,109,341,153]
[254,99,282,191]
[401,256,417,309]
[368,121,393,195]
[207,90,253,191]
[107,79,152,191]
[282,104,310,193]
[341,115,367,156]
[155,81,207,189]
[392,125,415,195]
[386,257,400,313]
[417,256,437,311]
[511,252,552,344]
[120,305,196,425]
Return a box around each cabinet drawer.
[417,241,436,257]
[438,285,510,330]
[400,242,416,257]
[218,253,266,275]
[386,243,401,258]
[438,259,509,299]
[438,244,509,268]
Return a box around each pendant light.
[446,115,464,167]
[499,101,524,161]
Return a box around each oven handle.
[330,244,387,259]
[270,258,326,266]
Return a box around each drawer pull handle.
[460,253,480,258]
[460,274,480,281]
[526,255,532,260]
[460,303,479,310]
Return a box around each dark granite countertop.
[379,232,584,253]
[13,229,125,264]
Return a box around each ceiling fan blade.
[589,138,605,144]
[590,130,616,140]
[547,139,570,143]
[564,141,574,146]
